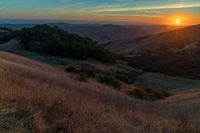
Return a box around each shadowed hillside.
[124,25,200,79]
[17,25,116,63]
[111,24,200,54]
[127,47,200,79]
[0,25,117,63]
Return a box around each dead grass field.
[0,51,199,133]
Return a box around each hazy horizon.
[0,18,197,27]
[0,18,156,25]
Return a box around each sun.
[175,19,181,25]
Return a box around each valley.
[0,24,200,133]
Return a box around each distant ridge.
[0,23,175,43]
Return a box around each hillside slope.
[123,24,200,79]
[134,72,200,92]
[52,24,176,44]
[0,25,116,63]
[0,51,200,133]
[119,24,200,54]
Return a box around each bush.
[128,88,172,101]
[65,66,81,73]
[97,75,121,88]
[128,88,155,100]
[114,70,138,84]
[65,64,102,77]
[115,74,130,83]
[0,28,16,44]
[65,65,123,88]
[80,64,102,77]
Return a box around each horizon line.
[0,18,197,26]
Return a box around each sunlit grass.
[0,51,199,133]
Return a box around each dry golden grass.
[0,51,199,133]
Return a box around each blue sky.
[0,0,200,24]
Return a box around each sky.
[0,0,200,25]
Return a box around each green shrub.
[97,75,121,88]
[128,88,155,100]
[80,65,102,77]
[65,64,102,77]
[128,88,172,101]
[128,88,145,98]
[0,28,16,44]
[65,65,124,88]
[160,90,173,97]
[114,70,138,84]
[114,73,131,84]
[65,66,81,73]
[152,91,164,99]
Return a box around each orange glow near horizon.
[164,15,199,26]
[4,14,198,26]
[165,16,185,26]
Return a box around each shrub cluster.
[128,88,172,101]
[96,75,121,88]
[0,28,16,44]
[65,64,121,88]
[65,64,101,77]
[113,70,138,84]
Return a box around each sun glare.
[175,19,181,25]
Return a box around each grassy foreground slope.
[0,51,200,133]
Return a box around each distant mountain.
[0,24,34,30]
[50,23,177,44]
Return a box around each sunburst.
[175,19,181,25]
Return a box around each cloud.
[103,14,163,18]
[92,3,200,13]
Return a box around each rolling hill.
[0,25,117,63]
[0,23,200,132]
[109,24,200,54]
[118,24,200,80]
[0,51,200,133]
